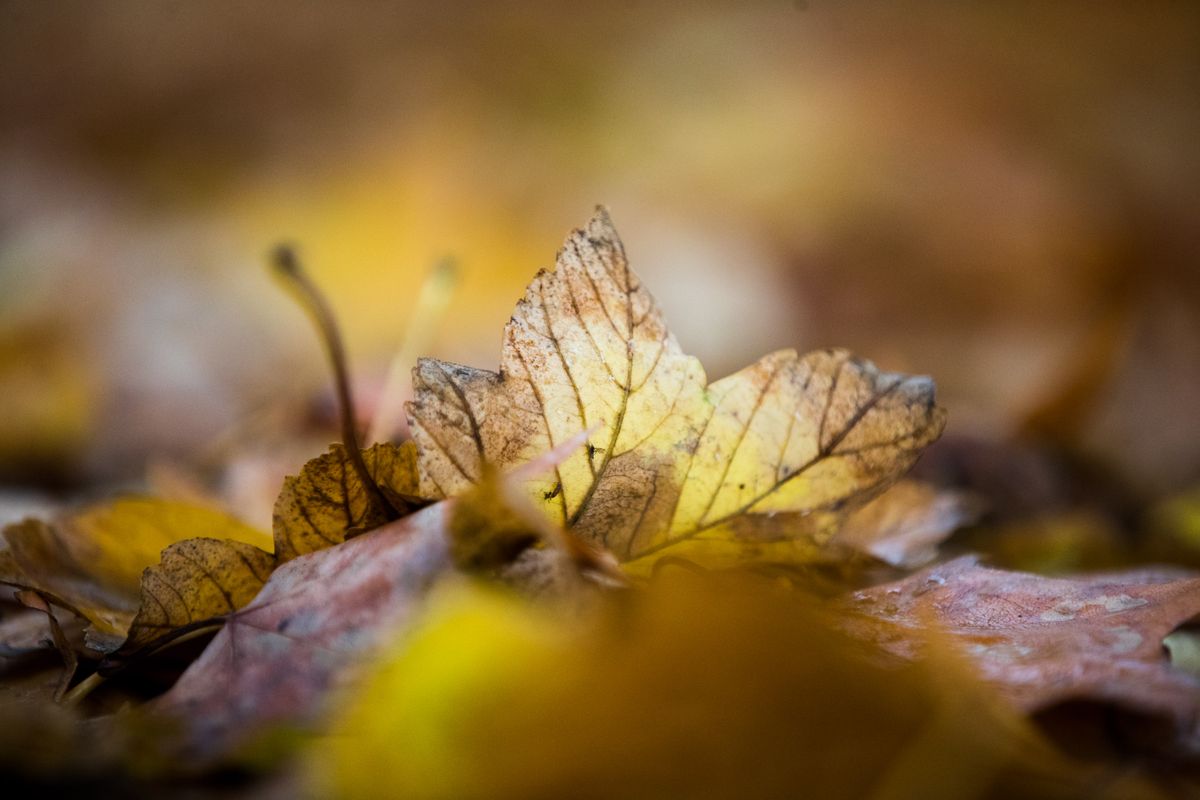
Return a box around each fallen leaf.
[834,480,982,568]
[150,434,597,760]
[845,557,1200,741]
[115,442,422,655]
[272,441,421,562]
[1,498,271,649]
[0,604,80,659]
[408,208,946,570]
[118,538,276,656]
[13,590,76,701]
[151,504,452,759]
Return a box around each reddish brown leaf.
[150,503,454,758]
[845,557,1200,738]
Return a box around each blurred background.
[1,1,1197,548]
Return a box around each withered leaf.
[1,499,271,649]
[119,442,420,655]
[154,438,592,759]
[0,604,83,659]
[833,480,982,568]
[273,441,421,562]
[155,504,453,758]
[13,590,77,701]
[119,538,276,656]
[408,208,946,570]
[846,557,1200,734]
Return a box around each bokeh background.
[2,1,1197,532]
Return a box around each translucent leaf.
[408,208,945,569]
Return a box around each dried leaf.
[119,538,276,656]
[846,557,1200,736]
[273,441,421,562]
[408,208,945,570]
[834,480,982,568]
[1,499,270,647]
[116,442,420,655]
[0,605,80,659]
[154,504,452,759]
[13,590,76,701]
[152,437,593,760]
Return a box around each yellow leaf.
[272,441,420,562]
[407,208,946,569]
[120,538,276,655]
[1,498,270,647]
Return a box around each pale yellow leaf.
[407,208,945,568]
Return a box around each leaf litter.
[1,208,1198,797]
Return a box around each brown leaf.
[408,208,946,570]
[13,590,77,701]
[0,604,81,659]
[833,480,982,568]
[153,504,453,759]
[272,441,421,562]
[151,436,596,760]
[118,538,276,656]
[1,499,271,652]
[845,557,1200,737]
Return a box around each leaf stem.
[61,672,104,707]
[271,245,401,523]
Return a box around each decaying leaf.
[153,504,452,758]
[834,480,982,568]
[116,442,420,655]
[846,557,1200,739]
[13,590,77,701]
[273,441,421,562]
[153,436,597,759]
[1,498,271,649]
[119,538,276,656]
[408,208,946,570]
[0,604,81,659]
